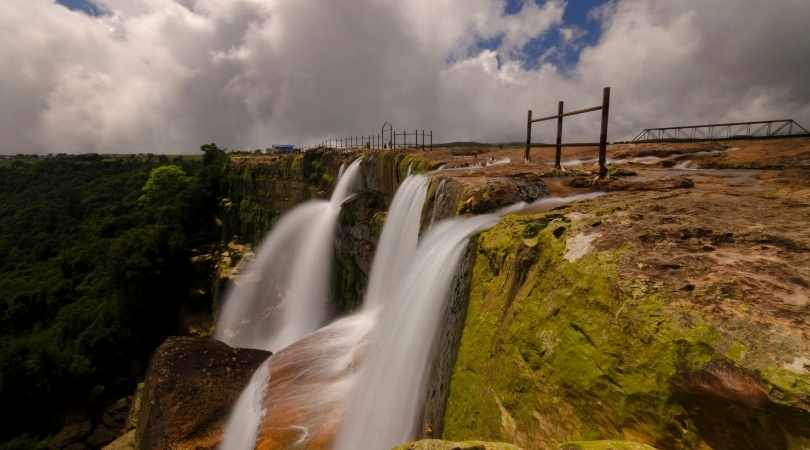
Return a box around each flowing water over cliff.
[214,158,362,351]
[334,213,502,450]
[219,172,429,450]
[217,165,605,449]
[364,175,428,309]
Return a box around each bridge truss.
[632,119,809,142]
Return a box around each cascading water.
[214,158,362,351]
[332,193,605,450]
[219,359,271,450]
[218,159,362,450]
[218,158,605,450]
[219,172,428,450]
[428,178,447,228]
[333,213,502,450]
[364,174,428,308]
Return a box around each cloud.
[1,0,809,153]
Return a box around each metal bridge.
[632,119,809,142]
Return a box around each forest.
[0,145,228,449]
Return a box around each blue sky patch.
[493,0,607,70]
[56,0,104,16]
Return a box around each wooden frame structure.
[526,87,611,177]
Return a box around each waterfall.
[218,158,604,450]
[214,158,362,351]
[218,358,271,450]
[334,213,502,450]
[428,178,447,228]
[364,175,428,309]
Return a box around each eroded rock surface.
[136,337,270,450]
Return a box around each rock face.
[424,173,549,225]
[393,439,524,450]
[136,337,270,450]
[442,170,810,449]
[421,243,479,437]
[559,442,658,450]
[393,440,658,450]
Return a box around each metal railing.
[306,127,433,152]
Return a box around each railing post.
[555,100,564,169]
[598,86,610,178]
[525,109,533,162]
[430,130,433,150]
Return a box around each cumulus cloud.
[1,0,809,153]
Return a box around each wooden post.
[421,129,425,149]
[598,87,611,178]
[525,110,533,162]
[430,130,433,150]
[555,101,564,169]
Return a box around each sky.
[2,0,810,154]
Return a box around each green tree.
[139,165,192,207]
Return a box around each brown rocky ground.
[420,141,810,327]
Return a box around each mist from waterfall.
[214,158,362,351]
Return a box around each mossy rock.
[393,439,523,450]
[442,210,810,449]
[559,441,658,450]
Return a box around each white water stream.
[214,158,362,351]
[333,213,501,450]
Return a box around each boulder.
[136,336,270,450]
[102,430,135,450]
[48,420,91,449]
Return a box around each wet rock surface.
[136,336,270,450]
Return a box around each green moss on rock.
[398,153,440,178]
[441,211,798,449]
[393,439,523,450]
[559,441,658,450]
